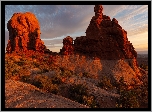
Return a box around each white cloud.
[117,5,148,22]
[103,5,128,18]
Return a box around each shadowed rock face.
[60,36,74,55]
[6,12,46,53]
[73,5,137,60]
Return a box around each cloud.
[43,38,63,47]
[127,24,148,36]
[128,32,148,51]
[109,5,148,37]
[103,5,128,18]
[117,5,148,22]
[40,5,94,39]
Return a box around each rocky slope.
[5,80,89,108]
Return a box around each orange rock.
[74,5,137,60]
[60,36,74,55]
[6,12,46,53]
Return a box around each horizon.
[5,5,148,54]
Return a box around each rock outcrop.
[6,12,46,53]
[74,5,137,60]
[60,36,74,55]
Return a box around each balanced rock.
[60,36,74,55]
[6,12,46,53]
[74,5,137,60]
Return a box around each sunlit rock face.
[74,5,137,60]
[6,12,46,53]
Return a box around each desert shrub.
[33,62,40,68]
[60,67,73,77]
[38,63,50,73]
[116,77,127,93]
[116,77,140,108]
[83,95,99,108]
[68,84,88,103]
[97,76,113,90]
[5,58,20,79]
[42,83,59,94]
[30,74,59,94]
[20,75,31,83]
[51,75,63,85]
[42,68,49,73]
[15,61,25,66]
[31,54,36,59]
[5,54,39,80]
[12,69,19,76]
[68,84,99,108]
[82,72,91,78]
[140,64,148,70]
[117,89,139,108]
[132,80,148,108]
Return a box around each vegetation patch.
[115,77,147,108]
[97,76,114,90]
[68,83,99,108]
[140,63,148,71]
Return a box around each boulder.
[6,12,46,53]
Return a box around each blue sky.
[5,5,148,54]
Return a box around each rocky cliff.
[73,5,137,60]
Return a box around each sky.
[5,5,148,54]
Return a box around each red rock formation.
[74,5,137,60]
[6,12,46,53]
[60,36,74,55]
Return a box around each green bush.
[68,84,99,108]
[117,89,139,108]
[30,74,59,94]
[68,84,88,103]
[116,77,140,108]
[97,76,113,90]
[83,95,99,108]
[31,55,36,59]
[33,62,40,68]
[20,75,31,83]
[51,76,63,85]
[15,61,25,66]
[82,72,91,78]
[5,58,20,79]
[38,64,50,73]
[60,68,73,77]
[140,64,148,70]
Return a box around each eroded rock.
[60,36,74,55]
[6,12,46,53]
[74,5,137,60]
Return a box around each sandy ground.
[5,80,89,108]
